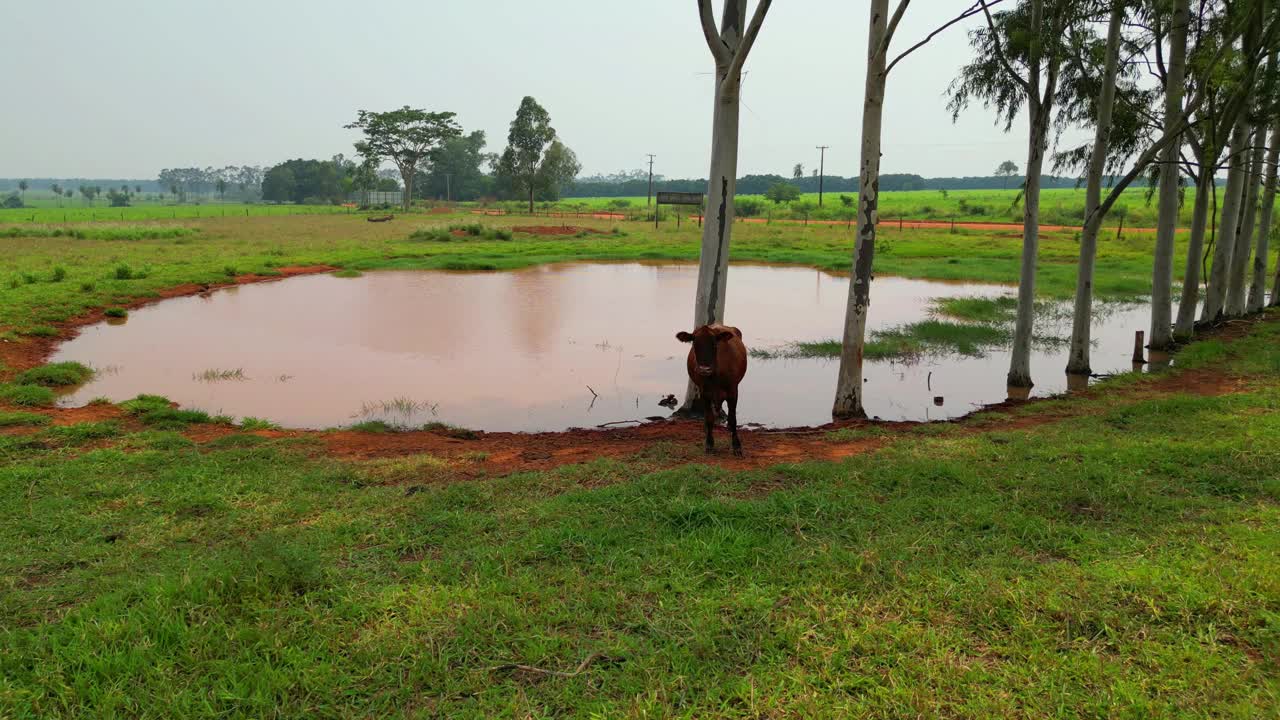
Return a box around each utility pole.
[445,174,452,203]
[815,145,829,206]
[646,154,656,206]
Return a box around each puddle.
[51,263,1171,431]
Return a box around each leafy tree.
[215,178,227,201]
[2,192,21,209]
[494,97,567,212]
[765,182,801,204]
[107,189,131,207]
[17,180,27,204]
[793,163,804,179]
[995,160,1019,188]
[346,106,461,211]
[417,130,493,201]
[261,159,342,204]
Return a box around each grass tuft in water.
[239,417,281,431]
[120,394,225,428]
[14,362,94,387]
[193,368,248,382]
[0,384,56,407]
[332,269,363,278]
[104,307,128,318]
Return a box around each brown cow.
[676,324,748,455]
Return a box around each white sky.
[1,0,1081,180]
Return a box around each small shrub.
[114,264,134,280]
[104,308,127,318]
[223,266,238,278]
[22,273,38,285]
[50,266,67,283]
[349,420,393,433]
[0,384,56,407]
[493,229,513,241]
[15,361,94,387]
[80,281,96,293]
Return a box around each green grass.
[0,202,354,225]
[0,384,56,407]
[13,361,94,387]
[0,317,1277,717]
[0,225,198,241]
[0,210,1214,337]
[0,411,50,427]
[751,321,1017,361]
[118,394,228,429]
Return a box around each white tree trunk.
[1174,157,1214,338]
[1225,130,1266,315]
[1202,119,1250,322]
[1249,123,1279,311]
[683,0,769,410]
[1010,106,1048,388]
[1150,0,1189,351]
[832,0,890,419]
[1066,2,1125,376]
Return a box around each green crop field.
[507,186,1270,230]
[0,201,357,225]
[2,212,1277,717]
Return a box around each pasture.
[1,211,1278,717]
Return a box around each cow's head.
[677,326,736,377]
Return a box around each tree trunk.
[528,186,534,214]
[1009,105,1048,388]
[1066,2,1124,376]
[1250,122,1278,311]
[1202,118,1250,322]
[402,171,414,213]
[1174,152,1215,338]
[832,0,889,419]
[1226,128,1266,315]
[1150,0,1189,351]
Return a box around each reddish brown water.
[51,264,1160,431]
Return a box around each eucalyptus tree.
[1149,0,1190,352]
[346,106,462,212]
[950,0,1084,390]
[1065,0,1128,376]
[1226,121,1268,315]
[832,0,998,418]
[682,0,772,410]
[1250,118,1279,311]
[1203,0,1268,322]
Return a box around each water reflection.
[51,263,1178,432]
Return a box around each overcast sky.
[2,0,1073,181]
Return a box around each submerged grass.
[192,368,247,382]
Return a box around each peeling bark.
[832,0,890,419]
[1202,119,1250,322]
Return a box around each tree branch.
[726,0,773,79]
[980,0,1031,93]
[876,0,912,60]
[697,0,731,64]
[886,0,1003,76]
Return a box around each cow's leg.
[704,390,716,453]
[727,392,742,457]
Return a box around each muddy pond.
[51,263,1166,432]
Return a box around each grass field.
[511,186,1267,229]
[0,209,1220,339]
[1,212,1277,717]
[5,186,1255,229]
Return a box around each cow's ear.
[676,331,694,343]
[716,330,736,342]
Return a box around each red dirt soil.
[512,226,604,236]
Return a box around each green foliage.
[765,182,802,204]
[49,266,67,283]
[494,97,581,207]
[14,362,94,387]
[114,264,134,280]
[104,308,127,318]
[0,225,197,240]
[239,417,281,431]
[346,106,463,208]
